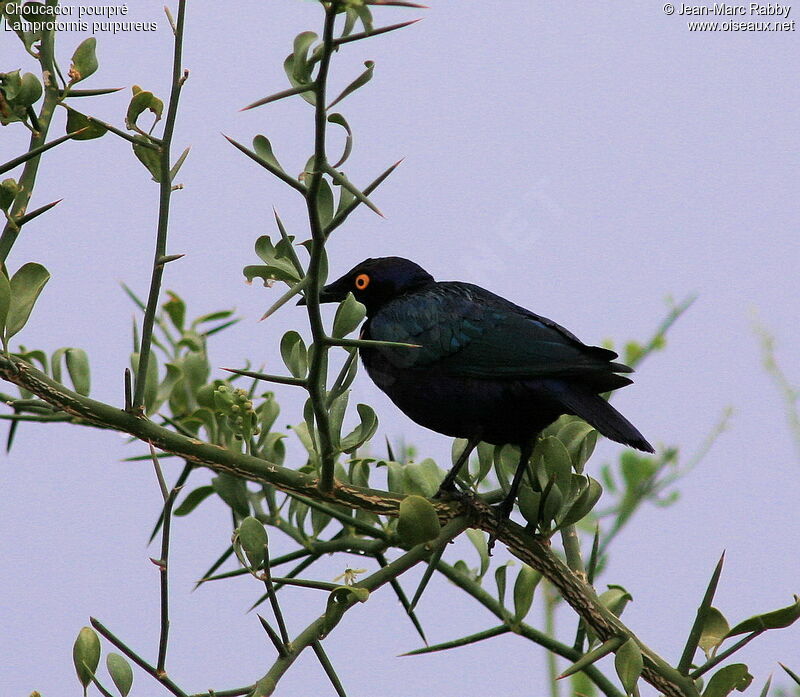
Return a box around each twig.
[0,20,61,261]
[435,560,625,697]
[132,0,188,412]
[250,517,469,696]
[312,640,348,697]
[689,630,763,680]
[148,444,182,672]
[302,2,340,494]
[90,618,189,697]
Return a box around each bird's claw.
[433,484,472,504]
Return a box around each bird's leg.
[436,435,481,496]
[489,440,535,552]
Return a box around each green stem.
[90,618,189,697]
[0,18,60,261]
[251,517,469,696]
[303,2,340,493]
[0,130,85,176]
[436,561,625,697]
[132,0,187,412]
[677,552,725,675]
[284,491,391,540]
[689,631,763,680]
[156,483,181,672]
[545,584,561,697]
[311,640,348,697]
[560,524,586,578]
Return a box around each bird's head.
[310,257,435,315]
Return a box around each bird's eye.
[354,273,370,290]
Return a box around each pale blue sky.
[2,2,799,695]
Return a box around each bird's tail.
[548,383,654,453]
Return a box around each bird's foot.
[487,497,516,554]
[433,479,470,500]
[434,484,472,506]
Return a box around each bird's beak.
[296,275,349,306]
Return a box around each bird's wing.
[368,283,632,383]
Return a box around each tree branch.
[0,352,698,696]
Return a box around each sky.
[2,2,799,696]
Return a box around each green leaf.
[332,292,366,338]
[354,4,373,32]
[72,626,101,692]
[280,330,308,379]
[474,441,494,485]
[614,638,643,695]
[6,262,50,340]
[174,485,215,516]
[253,135,285,174]
[132,138,162,181]
[466,529,489,579]
[328,60,375,109]
[340,403,378,453]
[311,506,332,537]
[0,272,11,339]
[517,486,541,527]
[328,391,350,450]
[334,178,356,217]
[126,85,163,129]
[65,348,91,396]
[316,177,334,228]
[494,563,509,608]
[65,108,107,140]
[556,418,598,473]
[245,235,302,285]
[699,607,730,659]
[726,595,800,637]
[212,473,250,518]
[162,291,185,330]
[106,653,133,697]
[130,351,159,415]
[328,113,353,168]
[513,564,541,622]
[1,70,23,101]
[237,516,268,569]
[291,31,318,83]
[702,664,753,697]
[0,179,19,212]
[69,38,99,84]
[558,476,603,528]
[256,392,280,434]
[179,354,210,399]
[397,495,440,545]
[559,636,625,679]
[534,436,573,493]
[324,585,369,633]
[540,482,563,528]
[599,585,633,618]
[402,458,442,498]
[283,55,316,106]
[15,72,42,107]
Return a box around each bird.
[315,256,654,524]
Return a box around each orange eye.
[354,273,370,290]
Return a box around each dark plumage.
[318,257,653,519]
